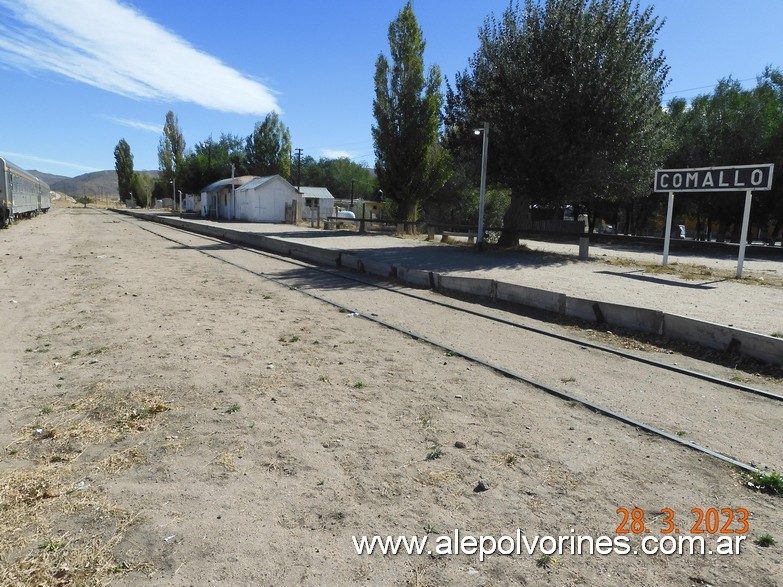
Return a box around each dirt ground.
[1,207,781,586]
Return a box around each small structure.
[200,175,256,220]
[234,175,302,223]
[299,186,335,222]
[200,174,303,223]
[184,193,200,214]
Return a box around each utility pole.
[295,148,303,192]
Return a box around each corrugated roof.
[201,175,257,193]
[237,176,276,191]
[298,186,334,200]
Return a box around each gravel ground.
[1,207,781,586]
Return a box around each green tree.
[179,134,247,194]
[158,111,186,186]
[130,172,153,208]
[664,70,783,242]
[446,0,669,244]
[244,113,292,178]
[113,139,134,203]
[292,156,378,199]
[372,1,447,228]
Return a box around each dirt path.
[1,208,781,586]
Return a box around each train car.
[1,156,51,227]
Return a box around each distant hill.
[27,169,159,198]
[49,170,120,198]
[28,169,69,186]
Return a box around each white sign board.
[653,164,775,277]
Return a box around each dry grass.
[211,452,239,473]
[602,257,783,287]
[0,388,172,585]
[415,469,463,487]
[493,452,523,467]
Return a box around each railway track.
[115,212,783,476]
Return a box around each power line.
[663,76,758,96]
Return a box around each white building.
[299,186,335,221]
[200,175,302,223]
[200,175,256,220]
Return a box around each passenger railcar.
[1,156,51,228]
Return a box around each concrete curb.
[116,210,783,367]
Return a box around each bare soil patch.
[1,209,780,586]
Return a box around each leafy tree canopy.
[372,1,447,224]
[113,138,134,202]
[445,0,669,244]
[245,112,292,179]
[663,68,783,240]
[179,134,246,195]
[158,111,186,185]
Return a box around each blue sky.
[0,0,782,179]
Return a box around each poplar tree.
[113,138,134,203]
[158,110,186,185]
[244,112,292,178]
[372,1,446,227]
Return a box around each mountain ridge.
[27,169,159,198]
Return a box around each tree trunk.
[404,200,418,235]
[498,190,531,247]
[586,202,596,234]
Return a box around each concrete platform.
[118,211,783,366]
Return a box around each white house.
[234,175,302,223]
[199,175,302,223]
[200,175,256,220]
[299,186,335,221]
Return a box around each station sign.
[654,164,774,193]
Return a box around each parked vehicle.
[1,156,51,228]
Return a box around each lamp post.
[170,178,176,212]
[474,121,489,248]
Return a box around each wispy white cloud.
[321,149,355,160]
[0,150,100,172]
[0,0,280,115]
[100,115,162,133]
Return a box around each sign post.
[662,191,674,266]
[653,164,774,278]
[736,190,753,278]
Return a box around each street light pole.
[170,178,176,211]
[475,121,489,248]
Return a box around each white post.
[477,121,489,247]
[662,191,674,266]
[736,189,753,278]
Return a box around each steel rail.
[121,212,782,403]
[116,213,765,474]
